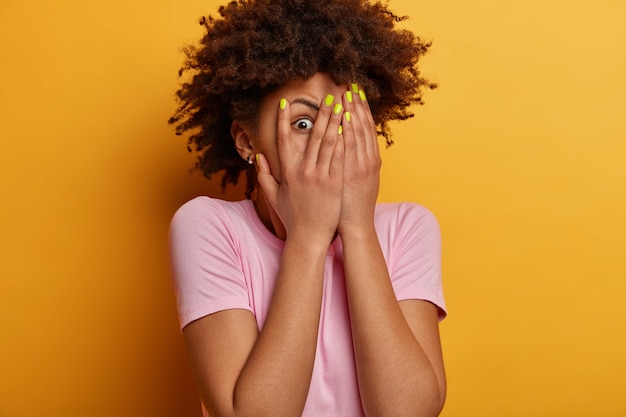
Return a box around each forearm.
[232,235,327,417]
[342,226,444,417]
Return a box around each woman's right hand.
[256,96,345,245]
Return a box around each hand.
[337,86,381,235]
[256,96,345,244]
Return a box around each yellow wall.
[1,0,624,416]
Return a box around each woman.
[168,1,446,416]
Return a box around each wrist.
[338,222,378,242]
[284,229,334,254]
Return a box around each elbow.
[410,394,445,417]
[432,388,446,417]
[425,374,446,417]
[365,380,446,417]
[428,380,447,417]
[412,373,447,417]
[423,359,447,416]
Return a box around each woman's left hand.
[337,86,381,235]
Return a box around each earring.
[246,155,253,165]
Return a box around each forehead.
[268,73,348,105]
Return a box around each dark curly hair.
[169,0,437,198]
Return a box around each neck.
[253,188,287,240]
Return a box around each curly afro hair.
[169,0,437,198]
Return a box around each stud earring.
[247,155,253,165]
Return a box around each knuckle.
[344,135,356,151]
[300,166,316,181]
[309,130,323,143]
[361,118,375,132]
[276,131,290,144]
[317,105,332,118]
[322,135,336,148]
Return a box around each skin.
[183,73,446,417]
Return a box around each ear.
[231,120,254,160]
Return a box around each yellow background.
[1,0,624,416]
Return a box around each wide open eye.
[292,117,314,132]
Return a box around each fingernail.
[346,91,353,103]
[324,94,335,106]
[345,111,351,122]
[333,103,343,114]
[279,98,287,110]
[359,90,367,101]
[338,125,343,135]
[255,153,260,165]
[351,83,359,93]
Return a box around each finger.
[303,94,334,166]
[354,88,379,158]
[316,101,344,171]
[276,98,294,174]
[329,126,345,180]
[255,153,279,205]
[345,87,368,164]
[339,99,357,169]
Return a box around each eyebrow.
[291,98,320,112]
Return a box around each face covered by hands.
[234,73,381,244]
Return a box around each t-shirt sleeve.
[385,203,447,320]
[168,198,252,330]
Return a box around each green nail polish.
[351,83,359,93]
[333,103,343,114]
[324,94,335,106]
[345,111,351,122]
[279,98,287,110]
[346,91,353,103]
[358,90,367,101]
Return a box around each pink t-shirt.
[169,197,446,417]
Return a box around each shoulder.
[375,202,440,237]
[374,202,441,270]
[171,196,246,220]
[169,197,253,246]
[171,197,249,229]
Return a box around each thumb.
[255,153,279,199]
